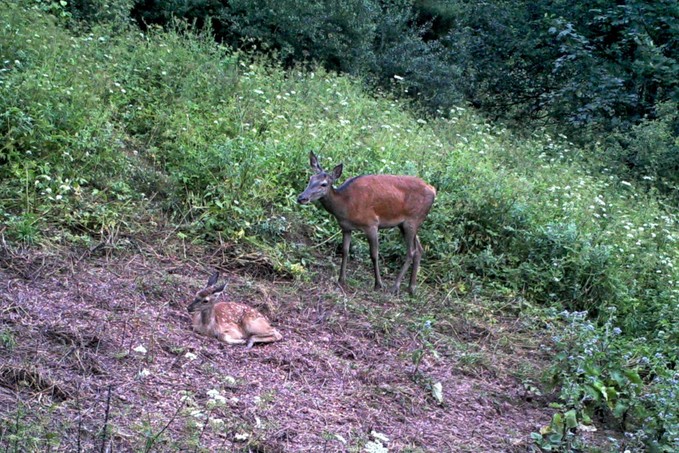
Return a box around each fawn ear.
[214,283,227,295]
[309,151,323,174]
[207,272,220,287]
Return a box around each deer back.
[332,174,436,228]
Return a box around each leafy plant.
[544,309,678,451]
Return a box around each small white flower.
[371,431,390,443]
[138,368,151,378]
[234,432,250,441]
[210,417,225,427]
[207,389,227,405]
[185,352,197,361]
[364,440,388,453]
[223,375,236,385]
[393,75,404,80]
[133,345,147,354]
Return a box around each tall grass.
[1,3,677,449]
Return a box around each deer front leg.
[339,230,352,288]
[366,227,383,290]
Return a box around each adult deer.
[297,151,436,295]
[186,273,282,348]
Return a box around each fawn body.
[187,273,282,348]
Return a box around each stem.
[100,385,112,453]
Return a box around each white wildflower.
[207,389,227,405]
[371,431,390,443]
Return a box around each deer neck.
[200,306,214,327]
[319,187,347,218]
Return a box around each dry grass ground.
[0,234,554,452]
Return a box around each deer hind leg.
[408,235,424,295]
[220,337,247,345]
[365,227,383,290]
[217,328,247,345]
[244,319,282,349]
[246,330,282,349]
[393,224,417,295]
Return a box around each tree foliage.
[124,1,678,138]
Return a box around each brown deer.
[186,273,282,348]
[297,151,436,295]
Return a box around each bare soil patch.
[0,239,552,452]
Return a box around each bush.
[545,309,678,451]
[601,101,679,198]
[68,0,134,26]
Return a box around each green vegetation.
[1,1,677,451]
[127,0,679,198]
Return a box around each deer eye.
[320,182,328,187]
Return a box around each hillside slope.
[1,4,677,451]
[1,236,554,452]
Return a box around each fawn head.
[187,272,226,313]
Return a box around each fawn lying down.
[187,273,282,348]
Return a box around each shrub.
[545,309,678,451]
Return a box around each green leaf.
[584,363,601,377]
[547,432,564,444]
[550,412,565,435]
[624,370,643,385]
[592,380,608,401]
[580,410,593,425]
[613,401,628,419]
[564,409,578,429]
[610,370,626,387]
[605,387,618,405]
[584,384,602,402]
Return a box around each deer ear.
[331,163,343,180]
[309,151,323,173]
[207,272,219,287]
[213,283,227,296]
